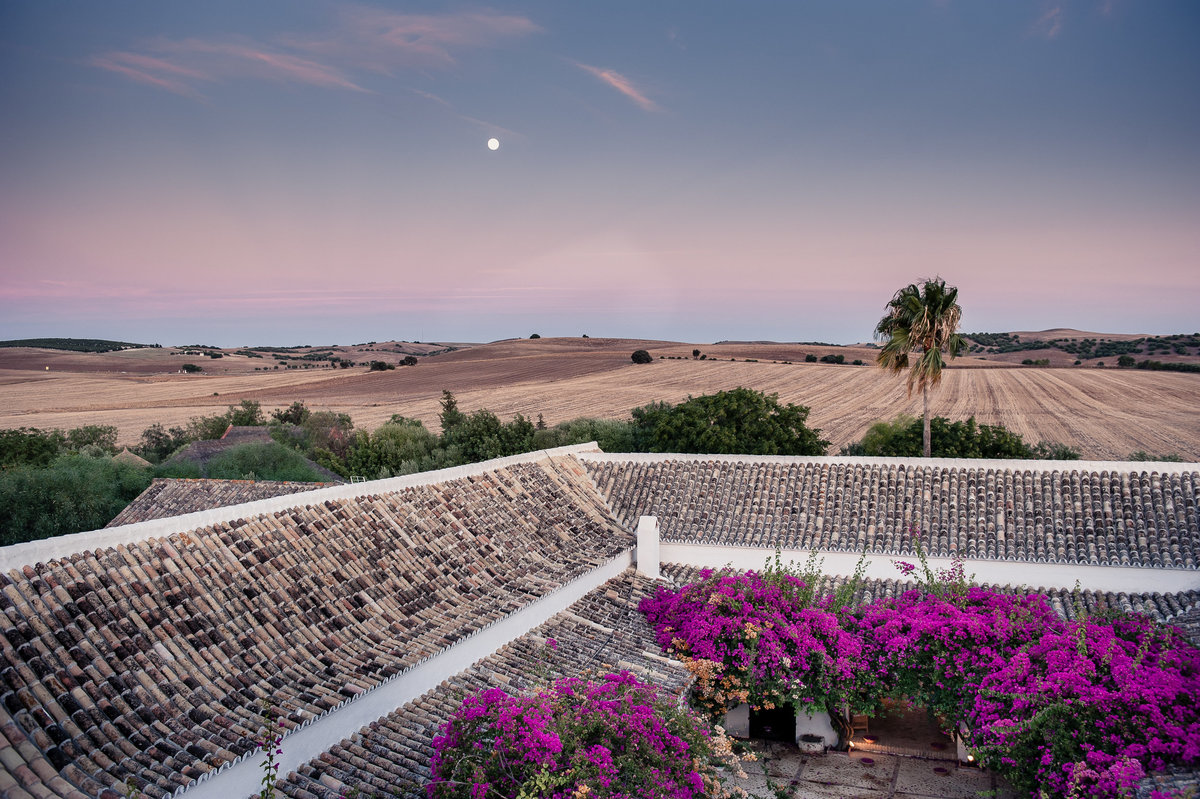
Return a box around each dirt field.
[1,338,1197,460]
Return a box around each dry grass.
[1,338,1196,460]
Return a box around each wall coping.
[577,451,1200,475]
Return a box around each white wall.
[659,542,1200,594]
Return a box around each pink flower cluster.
[428,672,717,799]
[640,570,1200,799]
[638,569,865,714]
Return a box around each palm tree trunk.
[922,385,931,457]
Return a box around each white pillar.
[635,516,661,580]
[724,703,750,738]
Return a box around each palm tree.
[874,277,964,457]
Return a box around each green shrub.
[204,442,325,481]
[849,415,1078,459]
[181,363,203,373]
[1128,450,1185,462]
[630,349,652,364]
[805,354,818,363]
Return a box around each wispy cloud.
[574,62,661,112]
[285,7,542,73]
[1030,4,1065,39]
[92,7,540,96]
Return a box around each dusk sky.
[2,2,1197,346]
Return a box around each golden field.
[0,337,1197,460]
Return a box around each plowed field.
[1,338,1197,460]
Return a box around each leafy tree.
[845,415,1079,460]
[439,389,465,435]
[1,427,67,469]
[271,401,311,426]
[228,399,265,426]
[1117,354,1136,367]
[134,423,193,463]
[692,349,701,358]
[402,355,419,366]
[804,354,818,363]
[64,425,118,455]
[343,418,447,479]
[529,333,541,339]
[631,349,652,364]
[443,409,536,463]
[0,454,152,545]
[530,417,637,452]
[181,363,203,373]
[875,277,964,457]
[631,387,828,455]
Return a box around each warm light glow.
[487,137,500,150]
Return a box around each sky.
[1,1,1198,346]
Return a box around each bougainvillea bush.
[971,612,1200,797]
[639,562,1200,799]
[428,671,746,799]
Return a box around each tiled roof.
[275,569,690,799]
[585,457,1200,568]
[0,457,631,798]
[106,480,334,527]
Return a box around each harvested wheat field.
[0,337,1197,460]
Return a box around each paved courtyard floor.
[724,741,1016,799]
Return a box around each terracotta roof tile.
[585,458,1200,568]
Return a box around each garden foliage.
[428,671,744,799]
[639,552,1200,798]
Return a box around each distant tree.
[1117,355,1136,368]
[402,355,419,366]
[631,387,828,456]
[804,354,818,363]
[631,349,652,364]
[228,399,265,426]
[875,277,964,457]
[529,333,541,339]
[181,363,203,373]
[439,390,466,435]
[692,349,701,358]
[271,401,311,426]
[369,361,395,371]
[135,423,193,463]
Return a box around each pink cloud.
[1030,5,1064,39]
[574,62,661,112]
[91,9,539,96]
[286,7,542,72]
[90,53,202,97]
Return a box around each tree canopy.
[875,277,964,456]
[631,387,829,455]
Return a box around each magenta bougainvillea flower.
[428,671,733,798]
[639,567,1200,799]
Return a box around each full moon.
[487,138,500,150]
